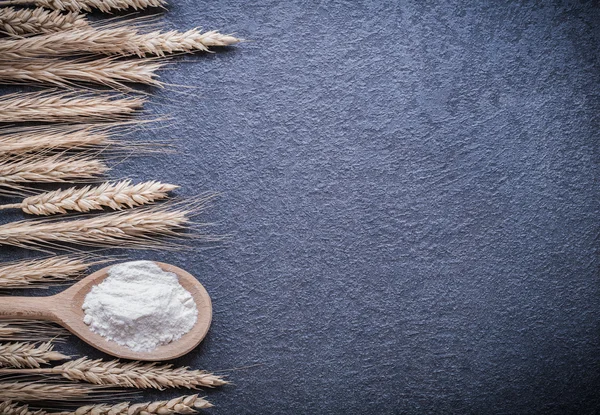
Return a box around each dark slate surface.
[1,1,599,414]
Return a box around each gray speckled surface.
[1,0,599,414]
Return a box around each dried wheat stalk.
[0,26,240,58]
[0,320,67,341]
[0,357,228,390]
[0,254,107,289]
[0,124,150,155]
[0,180,178,216]
[0,395,212,415]
[62,395,213,414]
[0,0,167,13]
[0,381,113,401]
[0,57,164,89]
[0,153,108,196]
[0,91,145,123]
[0,196,217,251]
[0,342,69,368]
[0,6,88,35]
[0,125,110,153]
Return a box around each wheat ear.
[0,382,116,401]
[0,57,164,90]
[0,91,145,123]
[0,0,167,13]
[0,26,240,58]
[0,254,108,289]
[0,357,228,390]
[0,401,45,415]
[0,153,108,194]
[0,342,69,368]
[0,180,178,216]
[0,395,212,415]
[58,395,212,415]
[0,320,68,341]
[0,6,88,35]
[0,196,217,251]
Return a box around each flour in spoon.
[82,261,198,352]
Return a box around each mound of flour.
[82,261,198,352]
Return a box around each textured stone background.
[1,0,599,414]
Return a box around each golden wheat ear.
[0,0,168,13]
[0,381,133,402]
[0,195,221,252]
[0,342,70,368]
[0,90,145,123]
[0,320,68,342]
[0,26,241,58]
[0,57,164,90]
[0,152,109,196]
[0,401,48,415]
[0,6,88,36]
[0,357,228,389]
[0,254,110,289]
[0,395,212,415]
[0,180,179,216]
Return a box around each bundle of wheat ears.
[0,0,238,411]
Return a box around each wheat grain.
[0,382,110,401]
[0,0,167,13]
[0,91,145,123]
[0,6,87,35]
[0,196,217,251]
[0,180,178,215]
[0,342,69,368]
[0,254,107,288]
[0,357,228,390]
[0,320,68,341]
[0,26,240,58]
[0,57,164,90]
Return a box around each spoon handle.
[0,295,58,321]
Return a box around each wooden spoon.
[0,262,212,361]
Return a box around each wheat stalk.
[0,357,228,390]
[0,254,108,289]
[0,320,68,341]
[0,342,69,368]
[0,180,177,215]
[0,57,164,90]
[0,382,114,401]
[0,0,167,13]
[0,91,145,123]
[0,196,217,251]
[0,153,108,196]
[0,6,88,35]
[0,395,212,415]
[0,26,240,58]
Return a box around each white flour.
[82,261,198,352]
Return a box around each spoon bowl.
[0,262,212,361]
